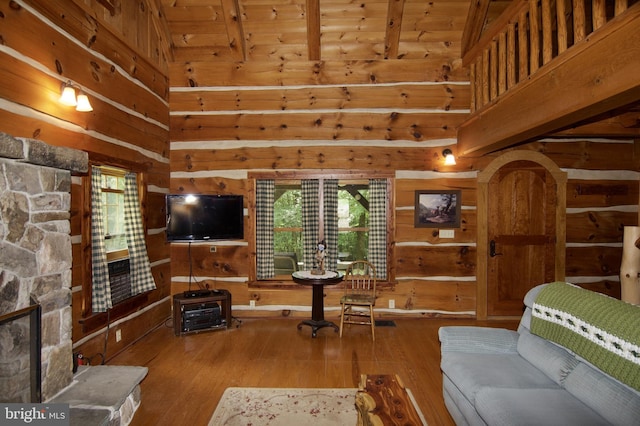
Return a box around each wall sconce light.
[442,149,456,166]
[59,81,93,112]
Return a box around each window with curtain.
[90,166,156,313]
[255,174,391,281]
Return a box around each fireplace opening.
[0,298,41,403]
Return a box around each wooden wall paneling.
[391,280,476,313]
[395,210,476,244]
[565,210,635,243]
[169,59,469,87]
[146,232,170,263]
[577,280,621,298]
[170,145,436,172]
[169,112,465,142]
[565,245,623,277]
[514,140,637,170]
[0,110,160,172]
[75,301,171,362]
[170,244,249,278]
[395,178,478,207]
[395,245,476,277]
[169,177,247,195]
[146,191,169,229]
[169,84,470,112]
[0,52,168,157]
[566,180,638,207]
[22,0,169,100]
[2,4,169,124]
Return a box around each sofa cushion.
[564,362,640,426]
[439,326,519,354]
[442,375,482,426]
[475,388,609,426]
[517,329,579,385]
[441,353,559,406]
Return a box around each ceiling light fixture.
[59,81,93,112]
[442,149,456,166]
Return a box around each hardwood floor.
[109,316,518,425]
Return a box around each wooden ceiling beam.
[461,0,492,58]
[385,0,405,59]
[552,112,640,138]
[307,0,321,61]
[220,0,246,61]
[148,0,175,62]
[457,6,640,156]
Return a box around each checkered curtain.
[323,179,339,271]
[301,180,319,269]
[369,179,387,279]
[124,173,156,295]
[91,167,112,312]
[256,179,275,279]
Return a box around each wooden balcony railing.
[464,0,638,114]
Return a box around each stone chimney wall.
[0,133,87,402]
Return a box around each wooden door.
[487,160,557,316]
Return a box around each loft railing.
[464,0,639,114]
[0,299,42,403]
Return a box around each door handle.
[490,240,503,257]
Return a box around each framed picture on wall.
[414,190,461,228]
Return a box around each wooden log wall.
[0,0,171,361]
[167,2,638,318]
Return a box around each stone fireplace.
[0,132,87,402]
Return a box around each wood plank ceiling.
[160,0,512,64]
[159,0,639,146]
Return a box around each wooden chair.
[339,260,377,340]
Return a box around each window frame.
[248,170,395,287]
[99,166,129,262]
[80,161,149,329]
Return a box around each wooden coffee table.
[355,374,425,425]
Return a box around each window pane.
[101,185,126,253]
[274,185,303,261]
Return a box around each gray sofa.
[439,282,640,425]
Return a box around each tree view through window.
[273,180,370,273]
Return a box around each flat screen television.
[166,194,244,242]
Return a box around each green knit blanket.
[530,282,640,391]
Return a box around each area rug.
[209,387,358,425]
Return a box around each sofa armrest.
[439,326,519,354]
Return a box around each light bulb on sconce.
[75,93,93,112]
[442,149,456,166]
[59,83,77,106]
[59,81,93,112]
